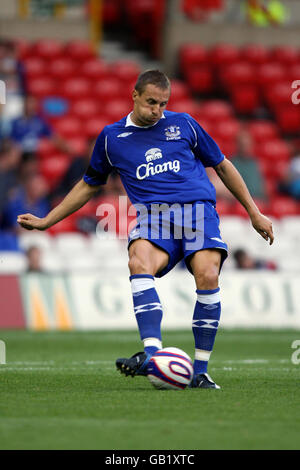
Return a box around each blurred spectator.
[244,0,288,26]
[278,143,300,200]
[25,245,43,273]
[0,39,25,135]
[0,154,49,251]
[18,151,39,182]
[0,39,25,95]
[0,138,21,214]
[52,138,97,200]
[233,248,277,270]
[1,173,50,232]
[231,129,266,200]
[9,95,73,154]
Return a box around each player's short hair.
[134,70,170,95]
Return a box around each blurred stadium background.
[0,0,300,331]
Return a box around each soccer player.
[17,70,274,389]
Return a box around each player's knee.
[194,266,219,290]
[128,253,153,275]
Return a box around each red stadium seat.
[70,99,100,119]
[221,62,256,89]
[230,85,260,115]
[33,39,64,60]
[104,99,132,122]
[179,43,207,73]
[185,66,214,94]
[48,58,76,80]
[83,116,111,138]
[259,158,289,181]
[215,198,235,216]
[64,40,95,61]
[67,137,88,157]
[264,177,279,199]
[209,120,237,155]
[37,138,57,159]
[27,77,56,98]
[241,44,271,65]
[265,81,294,110]
[231,200,249,218]
[54,116,82,138]
[111,60,141,84]
[210,44,240,68]
[275,105,300,134]
[271,46,299,66]
[248,120,279,143]
[232,198,271,218]
[257,139,291,162]
[81,58,110,80]
[48,216,77,235]
[194,118,212,134]
[169,80,190,102]
[23,57,46,79]
[14,38,32,60]
[215,138,236,158]
[182,0,224,21]
[269,196,300,218]
[101,0,122,24]
[200,100,233,122]
[59,78,91,100]
[257,63,287,89]
[289,64,300,84]
[168,98,200,118]
[93,79,123,102]
[39,154,69,189]
[214,119,240,142]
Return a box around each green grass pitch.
[0,329,299,450]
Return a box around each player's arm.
[17,179,100,231]
[214,157,274,245]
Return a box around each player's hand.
[17,213,48,231]
[250,212,274,245]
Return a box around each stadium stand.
[0,0,299,274]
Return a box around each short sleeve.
[185,114,225,168]
[83,128,113,186]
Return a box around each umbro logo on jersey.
[117,132,133,138]
[165,125,181,140]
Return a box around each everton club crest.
[165,125,181,140]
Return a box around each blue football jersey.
[83,110,224,205]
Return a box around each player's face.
[132,84,170,126]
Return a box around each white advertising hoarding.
[67,270,300,330]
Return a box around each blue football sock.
[130,274,163,356]
[192,288,221,375]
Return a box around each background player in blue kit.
[17,70,274,389]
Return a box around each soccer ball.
[147,347,194,390]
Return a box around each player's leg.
[116,239,169,377]
[188,249,222,389]
[128,239,169,353]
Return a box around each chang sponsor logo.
[136,148,181,180]
[136,159,181,180]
